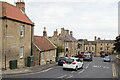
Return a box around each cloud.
[0,0,118,40]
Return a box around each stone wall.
[40,50,56,65]
[2,19,32,69]
[32,43,56,66]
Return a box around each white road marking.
[103,66,109,69]
[66,75,73,78]
[57,74,67,78]
[41,68,52,72]
[86,66,88,69]
[78,69,85,74]
[71,71,75,73]
[93,65,109,69]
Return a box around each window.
[21,25,24,37]
[100,47,103,51]
[92,47,94,51]
[47,52,50,60]
[89,47,91,51]
[66,42,68,51]
[66,42,68,48]
[41,53,44,61]
[86,47,88,50]
[20,47,23,58]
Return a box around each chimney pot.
[43,27,47,37]
[70,31,73,36]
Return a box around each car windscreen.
[105,56,110,59]
[65,59,74,63]
[81,53,84,55]
[84,55,90,57]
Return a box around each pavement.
[2,55,118,79]
[2,62,57,77]
[115,55,120,80]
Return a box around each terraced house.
[83,36,115,56]
[49,28,78,57]
[0,1,34,69]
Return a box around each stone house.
[0,1,34,69]
[49,28,78,57]
[84,40,96,55]
[83,36,115,56]
[78,39,85,54]
[95,37,115,56]
[32,28,57,65]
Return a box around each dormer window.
[21,25,24,37]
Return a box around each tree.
[114,35,120,54]
[54,44,64,57]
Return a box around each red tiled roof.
[0,2,33,25]
[33,36,56,51]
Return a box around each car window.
[65,59,74,63]
[81,53,84,55]
[105,56,110,58]
[76,59,82,62]
[76,59,80,62]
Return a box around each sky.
[0,0,119,40]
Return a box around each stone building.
[84,40,96,55]
[49,28,78,57]
[32,28,57,65]
[95,37,115,56]
[83,36,115,56]
[0,1,34,69]
[78,39,85,54]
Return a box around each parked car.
[83,53,92,61]
[103,56,111,62]
[63,57,83,71]
[75,53,84,58]
[101,53,105,57]
[58,57,68,66]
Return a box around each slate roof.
[84,40,115,45]
[33,36,57,51]
[0,1,34,25]
[59,35,77,42]
[97,40,115,43]
[84,41,96,45]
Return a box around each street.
[3,55,118,79]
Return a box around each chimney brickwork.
[16,0,25,12]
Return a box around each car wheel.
[63,68,66,70]
[81,64,83,69]
[75,66,78,71]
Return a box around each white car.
[63,57,83,71]
[103,56,111,62]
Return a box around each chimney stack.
[70,31,73,36]
[61,28,65,36]
[43,27,47,37]
[94,36,97,41]
[54,29,58,36]
[98,37,101,41]
[16,0,25,12]
[65,30,69,35]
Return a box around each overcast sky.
[1,0,119,40]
